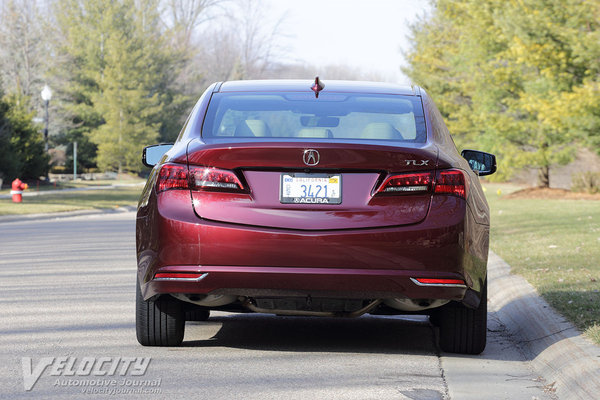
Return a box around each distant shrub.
[50,165,67,174]
[572,172,600,194]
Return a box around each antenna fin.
[311,77,325,98]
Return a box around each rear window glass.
[202,92,426,142]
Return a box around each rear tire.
[439,279,487,354]
[185,308,210,322]
[428,311,441,327]
[136,276,185,346]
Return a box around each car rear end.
[136,80,489,353]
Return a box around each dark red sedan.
[136,79,496,354]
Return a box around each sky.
[268,0,432,83]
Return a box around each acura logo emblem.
[303,149,320,166]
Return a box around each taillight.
[156,164,244,193]
[157,163,189,193]
[377,172,433,194]
[375,169,468,199]
[189,167,244,191]
[435,170,467,199]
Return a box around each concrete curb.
[488,251,600,399]
[0,205,137,224]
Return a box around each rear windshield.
[202,92,426,142]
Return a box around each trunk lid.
[187,139,438,230]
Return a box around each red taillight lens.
[376,169,468,199]
[157,163,189,193]
[156,164,244,193]
[189,167,244,191]
[377,172,433,194]
[154,272,203,279]
[435,170,467,199]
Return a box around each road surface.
[0,213,553,399]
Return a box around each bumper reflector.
[153,272,208,282]
[411,278,466,287]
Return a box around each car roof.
[217,79,420,96]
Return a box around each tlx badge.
[406,159,429,166]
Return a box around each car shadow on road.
[182,313,438,355]
[181,311,538,361]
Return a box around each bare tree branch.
[0,0,47,106]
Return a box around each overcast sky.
[269,0,432,83]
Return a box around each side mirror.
[461,149,497,176]
[142,143,173,167]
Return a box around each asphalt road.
[0,213,554,399]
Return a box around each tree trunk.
[538,166,550,188]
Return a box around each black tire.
[429,311,441,327]
[136,276,185,346]
[439,280,487,354]
[185,308,210,322]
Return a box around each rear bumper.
[146,265,468,300]
[137,191,487,302]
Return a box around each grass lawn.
[484,183,600,344]
[0,186,143,215]
[0,178,145,194]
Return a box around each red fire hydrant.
[11,178,28,203]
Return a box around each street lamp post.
[41,85,52,152]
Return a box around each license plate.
[280,173,342,204]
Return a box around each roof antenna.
[311,76,325,98]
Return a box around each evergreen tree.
[0,93,49,182]
[54,0,190,174]
[52,0,106,171]
[0,94,19,183]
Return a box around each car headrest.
[360,123,404,140]
[234,120,272,137]
[297,128,334,138]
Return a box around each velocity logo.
[22,357,151,391]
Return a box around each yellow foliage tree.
[404,0,600,186]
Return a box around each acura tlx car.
[135,78,497,354]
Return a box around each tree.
[0,93,19,183]
[0,93,49,182]
[160,0,225,52]
[0,0,46,104]
[54,0,190,173]
[197,0,287,82]
[51,0,107,172]
[403,0,600,186]
[495,0,597,186]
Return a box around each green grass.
[0,186,142,215]
[0,178,145,194]
[484,183,600,344]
